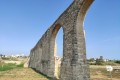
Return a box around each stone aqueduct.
[29,0,94,80]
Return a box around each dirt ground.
[90,65,120,80]
[0,66,120,80]
[0,68,48,80]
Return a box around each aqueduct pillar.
[29,0,94,80]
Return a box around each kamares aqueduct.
[29,0,94,80]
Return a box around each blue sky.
[0,0,120,59]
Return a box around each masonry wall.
[29,0,94,80]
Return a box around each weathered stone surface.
[29,0,94,80]
[24,58,30,68]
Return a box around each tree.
[95,58,104,65]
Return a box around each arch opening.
[83,0,120,80]
[50,24,64,79]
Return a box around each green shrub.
[0,63,24,71]
[0,63,16,71]
[1,57,10,60]
[17,63,24,67]
[95,59,104,65]
[115,60,120,64]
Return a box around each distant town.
[0,54,29,62]
[0,54,28,58]
[1,53,120,66]
[88,56,120,65]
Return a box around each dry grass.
[0,68,48,80]
[0,65,120,80]
[90,65,120,80]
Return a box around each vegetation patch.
[0,63,23,71]
[115,60,120,64]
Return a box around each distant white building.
[104,59,109,62]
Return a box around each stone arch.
[49,24,64,79]
[29,0,94,80]
[50,24,64,58]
